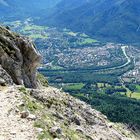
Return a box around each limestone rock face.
[0,26,41,88]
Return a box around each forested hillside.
[38,0,140,44]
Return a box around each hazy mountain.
[0,0,9,6]
[0,0,61,20]
[1,0,140,44]
[38,0,140,44]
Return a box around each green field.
[24,25,49,31]
[79,38,98,45]
[136,85,140,92]
[80,33,89,37]
[123,91,140,100]
[127,92,140,99]
[62,82,140,100]
[124,84,140,99]
[63,83,85,91]
[131,92,140,99]
[67,31,77,36]
[19,24,50,39]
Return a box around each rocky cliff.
[0,26,41,88]
[0,26,138,140]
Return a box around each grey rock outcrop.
[0,78,6,86]
[0,26,41,88]
[0,65,14,85]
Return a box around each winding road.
[96,45,131,71]
[89,45,131,72]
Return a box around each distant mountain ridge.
[1,0,140,44]
[0,0,9,6]
[0,0,61,20]
[38,0,140,44]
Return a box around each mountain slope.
[1,0,140,44]
[39,0,140,44]
[0,0,61,20]
[0,25,138,140]
[0,84,138,140]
